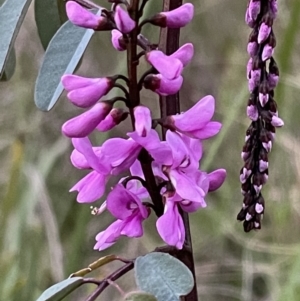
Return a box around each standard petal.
[72,137,110,174]
[208,169,227,192]
[70,171,106,203]
[166,131,189,168]
[173,95,215,131]
[170,43,194,67]
[146,51,183,80]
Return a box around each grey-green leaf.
[0,47,16,81]
[34,11,99,111]
[34,0,62,50]
[0,0,32,76]
[134,252,194,301]
[124,291,158,301]
[36,277,84,301]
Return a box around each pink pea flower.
[114,6,135,34]
[66,1,105,30]
[134,106,152,137]
[101,137,142,175]
[146,50,183,80]
[156,195,185,249]
[62,102,112,138]
[168,95,222,139]
[111,29,126,51]
[143,74,183,96]
[94,184,149,251]
[62,74,115,108]
[96,108,129,132]
[150,3,194,28]
[170,43,194,67]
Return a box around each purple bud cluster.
[238,0,282,232]
[61,0,226,250]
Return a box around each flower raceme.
[61,1,226,250]
[67,97,225,250]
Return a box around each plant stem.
[158,0,198,299]
[127,0,164,216]
[84,262,134,301]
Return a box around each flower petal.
[156,200,185,249]
[208,169,227,192]
[62,103,110,138]
[70,171,106,203]
[170,43,194,67]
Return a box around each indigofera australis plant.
[36,0,226,299]
[0,0,283,300]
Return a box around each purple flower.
[151,3,194,28]
[114,6,135,34]
[61,74,114,108]
[101,137,142,175]
[143,74,183,96]
[62,102,112,137]
[66,1,105,30]
[156,195,185,249]
[146,50,183,80]
[94,184,149,251]
[111,29,126,51]
[134,106,152,137]
[169,95,222,139]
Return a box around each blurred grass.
[0,0,300,300]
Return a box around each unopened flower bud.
[61,74,115,108]
[66,1,106,30]
[150,3,194,28]
[114,6,135,33]
[258,22,271,44]
[248,0,260,21]
[96,108,129,131]
[111,29,126,51]
[143,74,183,96]
[62,102,112,137]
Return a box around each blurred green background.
[1,0,300,300]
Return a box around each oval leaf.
[124,291,158,301]
[34,0,62,50]
[36,277,84,301]
[0,0,32,75]
[34,10,100,111]
[134,252,194,301]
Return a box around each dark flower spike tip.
[238,0,282,232]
